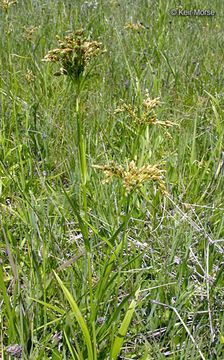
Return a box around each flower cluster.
[24,69,36,83]
[142,89,161,110]
[22,25,37,42]
[93,158,167,195]
[114,89,177,129]
[124,21,145,31]
[0,0,17,10]
[42,29,106,81]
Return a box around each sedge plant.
[42,31,156,359]
[1,0,223,358]
[42,30,106,212]
[42,29,106,360]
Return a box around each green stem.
[117,195,131,270]
[76,94,87,185]
[76,92,88,219]
[75,83,96,358]
[5,10,12,76]
[113,195,131,347]
[87,252,97,360]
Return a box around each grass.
[0,0,224,359]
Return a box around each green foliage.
[0,0,224,359]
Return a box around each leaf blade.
[110,287,140,360]
[53,271,93,359]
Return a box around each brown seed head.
[124,21,145,31]
[114,89,178,130]
[42,30,106,81]
[93,159,168,196]
[0,0,17,10]
[22,25,38,42]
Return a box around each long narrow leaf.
[53,271,93,359]
[0,264,15,338]
[29,298,65,315]
[60,183,89,249]
[64,330,79,360]
[110,287,140,360]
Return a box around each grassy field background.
[0,0,224,359]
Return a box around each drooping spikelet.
[114,89,178,130]
[24,69,36,83]
[22,25,38,42]
[42,30,106,81]
[93,158,168,196]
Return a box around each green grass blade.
[110,287,140,360]
[29,298,65,315]
[64,330,79,360]
[61,183,89,250]
[0,264,16,339]
[53,271,93,360]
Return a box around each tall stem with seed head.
[42,33,106,356]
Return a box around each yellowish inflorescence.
[22,25,38,42]
[42,29,106,81]
[93,158,168,196]
[124,21,145,31]
[0,0,17,10]
[24,69,36,83]
[114,89,178,129]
